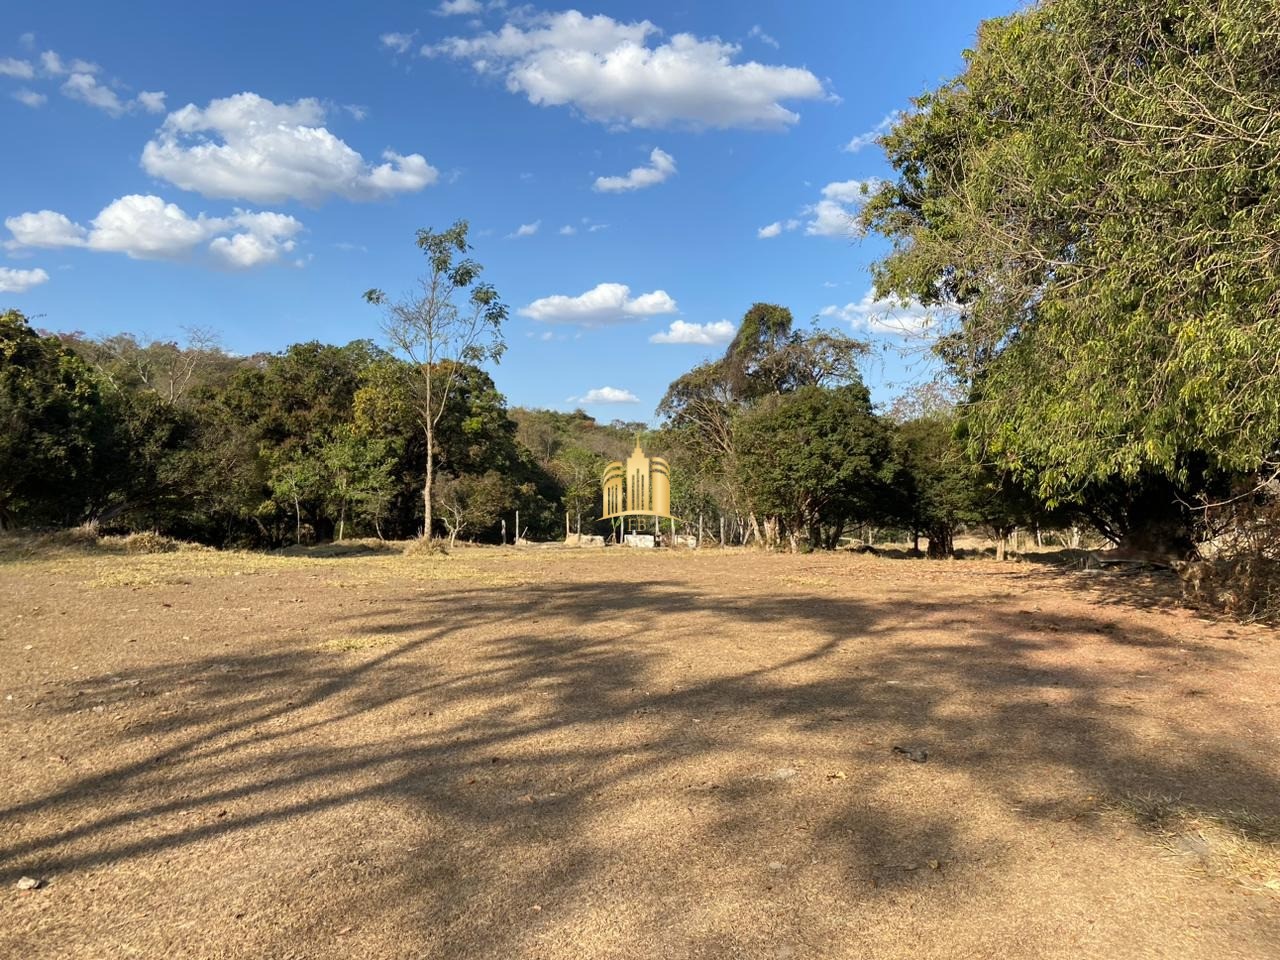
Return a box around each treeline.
[0,308,639,546]
[2,305,1064,555]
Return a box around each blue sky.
[1,1,1017,418]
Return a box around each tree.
[659,303,870,546]
[365,221,508,544]
[892,417,979,558]
[0,310,107,528]
[318,427,398,541]
[734,384,893,551]
[435,471,514,549]
[268,450,323,545]
[553,446,604,537]
[861,0,1280,552]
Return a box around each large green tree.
[734,384,893,551]
[0,311,108,528]
[862,0,1279,550]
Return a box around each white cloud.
[136,90,167,114]
[0,57,34,79]
[649,319,736,345]
[19,33,35,50]
[4,210,88,249]
[39,50,98,76]
[0,266,50,293]
[380,32,417,54]
[820,288,937,336]
[61,72,125,116]
[757,218,798,239]
[804,178,881,238]
[509,220,540,238]
[748,25,779,49]
[843,111,901,153]
[86,195,216,257]
[593,147,676,193]
[4,195,301,269]
[571,386,640,404]
[208,210,303,268]
[425,10,826,129]
[12,89,46,108]
[520,282,677,326]
[436,0,483,13]
[558,224,576,235]
[141,92,437,203]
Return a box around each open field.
[2,542,1278,959]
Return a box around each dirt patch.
[1,546,1277,958]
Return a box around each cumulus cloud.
[12,89,46,108]
[757,218,798,239]
[141,93,438,203]
[4,210,89,249]
[425,10,826,129]
[844,111,901,153]
[0,266,50,293]
[649,319,736,345]
[558,224,576,235]
[520,282,677,326]
[4,195,302,268]
[0,57,34,79]
[508,220,540,238]
[820,288,937,336]
[436,0,482,13]
[805,178,881,237]
[593,147,676,193]
[61,71,125,115]
[570,386,640,404]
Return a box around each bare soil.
[2,543,1278,959]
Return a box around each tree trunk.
[927,524,954,558]
[338,502,346,542]
[293,495,302,545]
[423,430,434,542]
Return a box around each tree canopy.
[862,0,1280,515]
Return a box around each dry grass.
[2,544,1278,959]
[318,633,402,652]
[1106,793,1280,895]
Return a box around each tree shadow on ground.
[3,574,1276,956]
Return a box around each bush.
[116,531,182,554]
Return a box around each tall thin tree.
[364,221,507,544]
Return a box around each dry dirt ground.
[1,541,1278,959]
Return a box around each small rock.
[16,876,41,891]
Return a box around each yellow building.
[602,441,672,522]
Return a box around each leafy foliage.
[862,0,1280,517]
